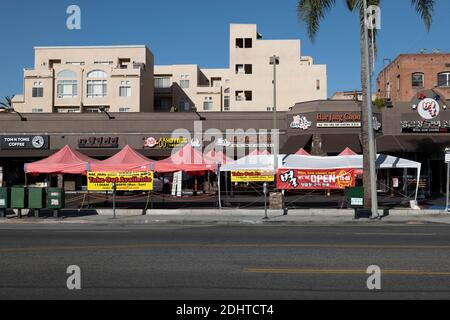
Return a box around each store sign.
[291,115,312,130]
[401,120,450,133]
[418,98,440,120]
[87,172,154,191]
[0,135,49,150]
[79,137,119,149]
[402,98,449,133]
[277,169,356,190]
[316,113,362,128]
[215,137,274,149]
[231,170,275,183]
[144,137,189,149]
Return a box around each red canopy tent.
[24,145,99,175]
[295,148,311,156]
[155,144,216,174]
[90,145,153,172]
[249,149,271,156]
[339,147,358,156]
[204,150,233,165]
[338,147,362,175]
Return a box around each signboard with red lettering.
[277,169,356,190]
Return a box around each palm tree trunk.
[359,14,371,209]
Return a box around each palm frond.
[297,0,336,42]
[411,0,435,30]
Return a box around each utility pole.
[270,55,280,173]
[363,0,379,219]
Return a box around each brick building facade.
[377,53,450,102]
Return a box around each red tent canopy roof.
[295,148,311,156]
[249,149,271,156]
[204,150,233,165]
[339,147,358,156]
[155,144,216,173]
[24,145,99,175]
[90,145,152,172]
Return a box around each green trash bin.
[47,188,65,217]
[0,187,10,217]
[28,188,46,218]
[11,187,27,209]
[345,187,364,208]
[11,187,27,218]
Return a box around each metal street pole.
[363,0,379,219]
[270,55,280,174]
[112,182,117,219]
[263,183,268,220]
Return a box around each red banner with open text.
[277,169,356,190]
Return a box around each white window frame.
[87,80,107,98]
[57,80,78,99]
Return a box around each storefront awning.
[280,135,312,154]
[321,134,362,154]
[377,135,450,153]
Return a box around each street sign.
[446,148,450,163]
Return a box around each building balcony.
[110,67,142,77]
[24,69,53,78]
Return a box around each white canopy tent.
[220,155,285,172]
[219,154,422,202]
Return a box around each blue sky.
[1,0,449,99]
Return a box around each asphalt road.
[0,223,450,300]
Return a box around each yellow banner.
[87,172,154,191]
[231,170,275,183]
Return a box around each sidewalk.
[1,208,449,226]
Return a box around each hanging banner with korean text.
[87,172,154,191]
[277,169,356,190]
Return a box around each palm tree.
[0,96,14,111]
[297,0,435,209]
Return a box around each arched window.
[56,70,78,98]
[87,70,107,78]
[412,73,424,88]
[57,69,77,78]
[438,72,450,87]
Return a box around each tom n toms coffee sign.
[0,135,49,150]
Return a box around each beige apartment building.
[12,46,154,113]
[154,24,327,112]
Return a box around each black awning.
[377,135,450,153]
[321,134,362,154]
[281,135,312,154]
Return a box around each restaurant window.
[412,73,424,88]
[438,72,450,87]
[119,107,131,113]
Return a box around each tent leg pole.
[218,170,222,210]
